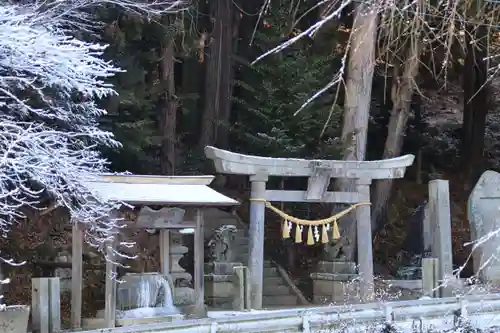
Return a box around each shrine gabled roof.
[85,174,239,206]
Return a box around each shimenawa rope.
[249,199,371,245]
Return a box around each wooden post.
[104,237,117,328]
[194,209,205,317]
[49,278,61,332]
[32,277,61,333]
[159,230,171,276]
[356,178,374,301]
[32,278,49,333]
[249,173,268,309]
[429,180,453,297]
[232,266,246,311]
[71,223,83,329]
[422,204,431,253]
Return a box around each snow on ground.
[207,308,500,332]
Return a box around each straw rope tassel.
[321,225,329,244]
[294,224,302,243]
[282,220,290,239]
[307,226,314,245]
[332,220,340,240]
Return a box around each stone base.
[311,260,359,305]
[311,275,360,305]
[204,262,244,309]
[205,273,235,309]
[173,287,195,307]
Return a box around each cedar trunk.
[199,0,236,149]
[461,24,488,187]
[372,43,420,232]
[159,21,177,175]
[334,5,377,262]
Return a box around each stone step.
[262,295,298,307]
[263,284,291,296]
[264,276,286,286]
[234,251,247,256]
[310,272,358,282]
[263,266,279,277]
[235,240,247,245]
[234,243,248,251]
[234,234,248,241]
[234,258,248,266]
[234,231,248,240]
[263,261,273,268]
[233,252,247,259]
[235,228,247,235]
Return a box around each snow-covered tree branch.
[0,0,189,295]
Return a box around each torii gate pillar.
[355,178,373,299]
[205,146,414,308]
[248,174,268,308]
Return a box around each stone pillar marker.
[428,180,453,297]
[422,180,454,297]
[248,173,268,309]
[468,171,500,284]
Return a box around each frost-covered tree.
[0,0,187,281]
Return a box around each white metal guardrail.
[77,294,500,333]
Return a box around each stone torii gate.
[205,146,414,309]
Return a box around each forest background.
[1,0,498,321]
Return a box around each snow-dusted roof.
[85,174,239,206]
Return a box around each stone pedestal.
[169,233,195,308]
[169,233,191,284]
[204,262,242,309]
[54,251,72,292]
[311,273,360,304]
[311,261,359,304]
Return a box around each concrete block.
[205,281,234,298]
[317,261,357,274]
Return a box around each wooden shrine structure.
[70,174,238,329]
[205,146,414,308]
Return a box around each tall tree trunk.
[199,0,235,149]
[333,5,378,262]
[158,18,177,175]
[461,24,488,187]
[371,39,420,232]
